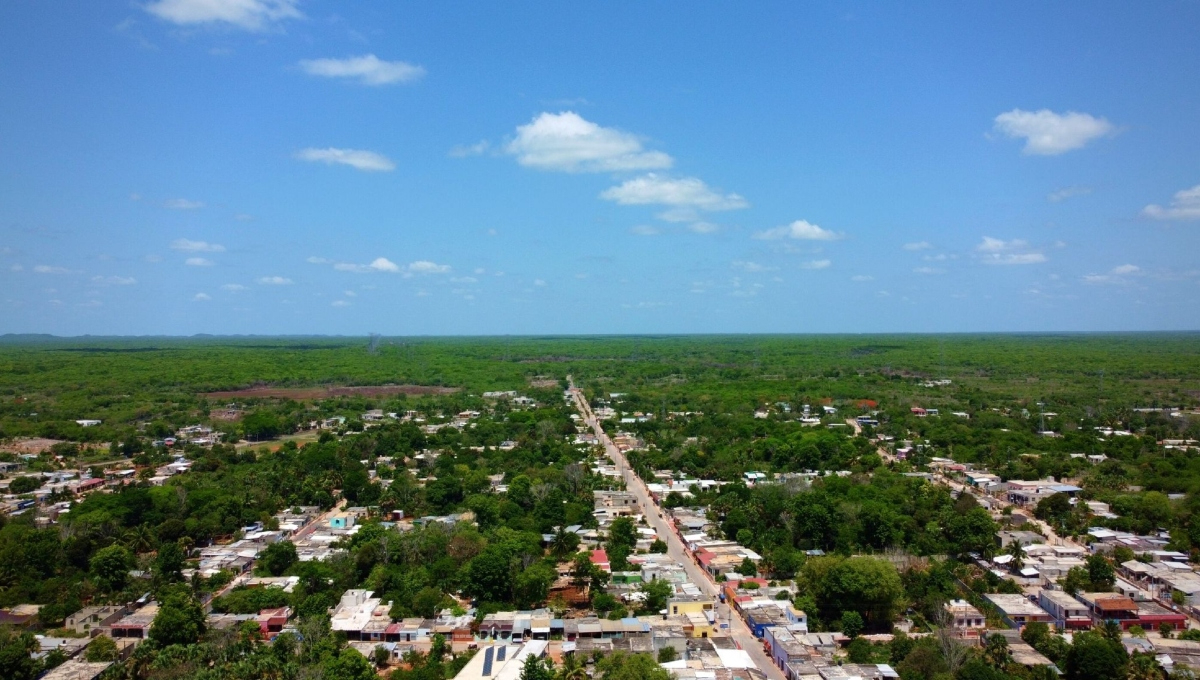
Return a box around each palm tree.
[1005,541,1027,571]
[556,653,587,680]
[1127,652,1162,680]
[123,525,157,554]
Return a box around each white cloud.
[186,257,215,267]
[601,174,746,211]
[629,225,661,236]
[450,277,477,284]
[1142,184,1200,221]
[1083,264,1142,284]
[406,260,451,275]
[688,222,720,234]
[343,290,357,296]
[992,109,1115,155]
[10,264,23,272]
[851,275,873,282]
[295,147,395,172]
[91,275,137,285]
[234,213,253,221]
[221,283,248,291]
[299,55,425,86]
[902,241,933,251]
[975,237,1047,265]
[533,279,547,286]
[144,0,301,31]
[1047,186,1092,203]
[193,292,211,301]
[306,256,330,264]
[331,299,350,307]
[449,141,490,158]
[334,257,401,274]
[507,112,673,173]
[33,265,69,274]
[754,219,841,241]
[801,259,831,270]
[258,276,293,285]
[171,238,225,252]
[164,198,204,210]
[913,267,942,275]
[732,260,776,273]
[144,254,163,263]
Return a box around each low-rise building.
[944,599,986,638]
[984,594,1053,630]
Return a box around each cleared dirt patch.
[204,385,459,400]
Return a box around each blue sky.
[2,1,1199,335]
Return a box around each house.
[984,594,1053,629]
[453,640,547,680]
[944,599,986,638]
[75,420,102,427]
[590,549,611,573]
[65,605,129,636]
[41,660,113,680]
[0,604,41,626]
[256,607,290,635]
[1038,590,1091,630]
[329,512,356,530]
[111,603,159,639]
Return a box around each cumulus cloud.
[295,147,395,172]
[33,265,70,274]
[164,198,204,210]
[992,109,1115,155]
[331,299,350,307]
[1142,184,1200,220]
[334,257,401,274]
[601,174,746,211]
[688,222,720,234]
[1112,264,1140,275]
[801,259,831,270]
[221,283,248,291]
[306,256,330,264]
[851,275,873,282]
[193,292,211,301]
[975,237,1047,265]
[186,257,215,267]
[754,220,841,241]
[258,276,293,285]
[406,260,450,275]
[913,267,942,275]
[629,225,661,236]
[299,55,425,86]
[171,238,225,253]
[507,112,672,173]
[91,275,136,285]
[144,0,301,31]
[1047,186,1092,203]
[903,241,933,251]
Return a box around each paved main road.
[567,380,785,680]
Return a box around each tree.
[153,541,185,583]
[841,611,864,639]
[1087,554,1116,591]
[1062,566,1090,595]
[639,578,674,615]
[514,563,556,609]
[1128,653,1164,680]
[520,655,555,680]
[0,628,39,680]
[649,539,667,554]
[1064,631,1128,680]
[372,645,390,668]
[1005,541,1027,571]
[738,557,758,577]
[982,634,1011,670]
[149,586,207,647]
[847,637,873,663]
[412,586,445,619]
[657,646,679,663]
[8,476,39,494]
[806,555,904,629]
[594,652,673,680]
[323,649,376,680]
[465,547,514,603]
[551,527,580,559]
[259,540,298,576]
[90,544,134,593]
[85,635,119,662]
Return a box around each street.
[567,381,786,680]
